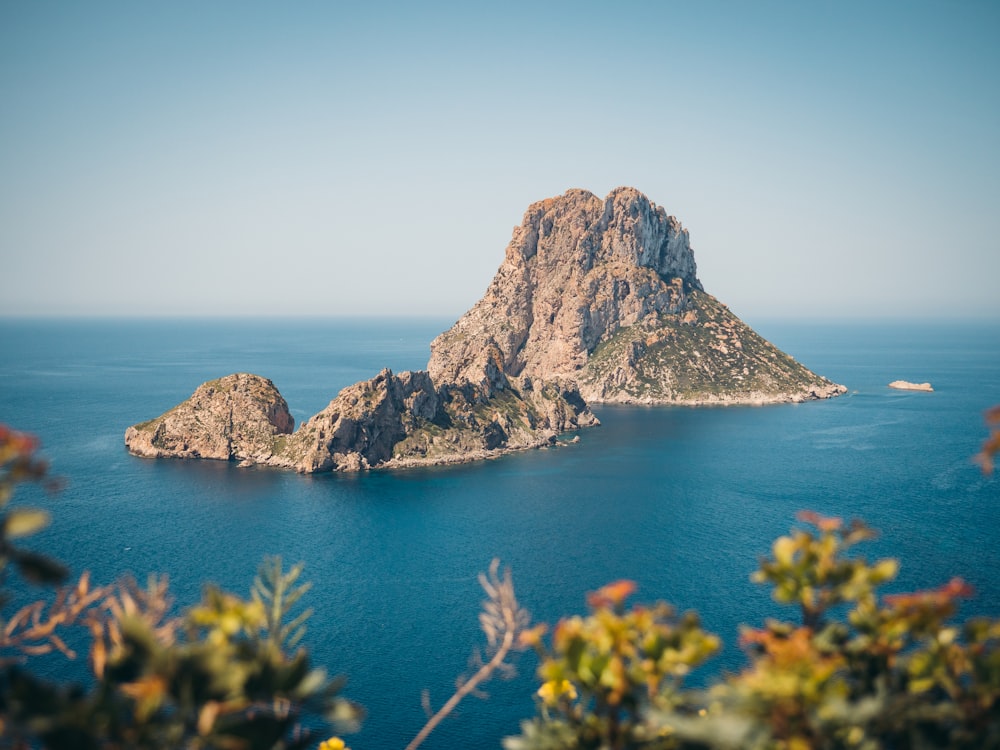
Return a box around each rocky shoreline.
[125,187,845,474]
[595,385,847,407]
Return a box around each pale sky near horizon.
[1,1,998,323]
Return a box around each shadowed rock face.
[286,370,442,472]
[125,186,844,473]
[429,187,845,405]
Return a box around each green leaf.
[4,508,50,538]
[773,536,796,567]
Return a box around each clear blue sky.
[2,1,997,321]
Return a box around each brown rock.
[126,365,597,473]
[281,368,438,472]
[429,187,700,385]
[429,187,845,405]
[124,374,293,463]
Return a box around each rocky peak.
[285,368,437,472]
[429,187,703,386]
[507,187,700,285]
[429,186,844,405]
[124,373,293,462]
[597,187,701,286]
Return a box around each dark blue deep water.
[1,317,998,748]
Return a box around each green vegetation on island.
[581,291,843,404]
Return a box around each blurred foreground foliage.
[508,511,1000,750]
[1,422,998,749]
[0,426,362,749]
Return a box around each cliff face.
[125,186,844,473]
[429,187,845,404]
[429,187,701,386]
[279,364,596,472]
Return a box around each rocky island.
[429,187,844,405]
[889,380,934,392]
[125,187,845,473]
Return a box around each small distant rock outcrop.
[429,187,845,405]
[889,380,934,392]
[125,186,845,473]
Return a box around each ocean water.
[1,317,998,749]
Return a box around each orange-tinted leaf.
[587,580,637,609]
[795,510,842,531]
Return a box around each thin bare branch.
[0,572,110,662]
[405,560,530,750]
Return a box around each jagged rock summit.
[126,186,844,473]
[430,187,845,404]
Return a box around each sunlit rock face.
[124,373,294,462]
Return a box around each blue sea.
[1,317,998,749]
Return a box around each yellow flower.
[319,737,348,750]
[537,679,578,706]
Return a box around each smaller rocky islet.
[888,380,934,392]
[124,373,294,464]
[125,362,597,474]
[125,187,846,473]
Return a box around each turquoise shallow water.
[1,317,998,748]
